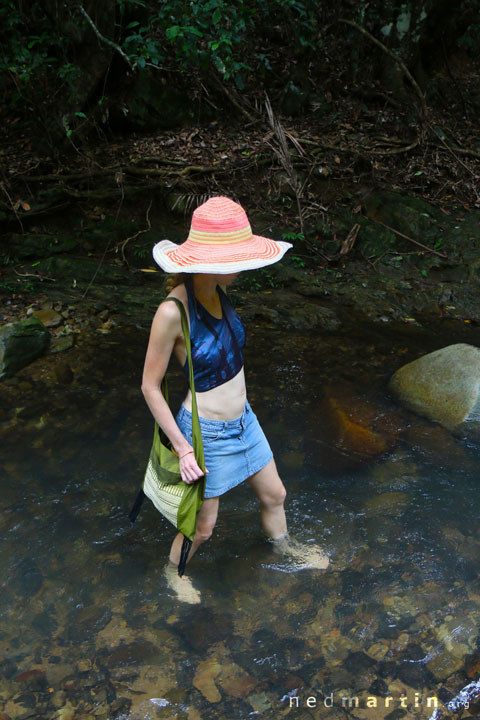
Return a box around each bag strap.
[162,297,205,475]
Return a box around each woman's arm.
[141,300,205,484]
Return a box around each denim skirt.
[175,400,273,498]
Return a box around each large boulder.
[389,344,480,429]
[0,318,50,379]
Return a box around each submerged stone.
[362,492,409,517]
[389,343,480,429]
[100,639,158,668]
[53,362,74,384]
[14,669,47,691]
[320,381,400,461]
[193,657,222,703]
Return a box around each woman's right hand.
[179,448,208,484]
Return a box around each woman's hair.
[165,273,188,293]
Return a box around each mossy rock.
[36,256,129,284]
[4,234,79,260]
[0,318,50,378]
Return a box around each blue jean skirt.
[175,400,273,498]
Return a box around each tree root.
[118,199,153,266]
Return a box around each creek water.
[1,317,480,720]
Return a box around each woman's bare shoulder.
[167,283,187,303]
[152,283,187,327]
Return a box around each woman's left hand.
[179,449,208,484]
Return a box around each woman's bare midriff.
[183,367,247,420]
[167,283,247,421]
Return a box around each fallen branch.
[78,6,134,70]
[428,136,480,169]
[16,163,221,183]
[370,218,448,258]
[126,164,219,178]
[16,170,114,182]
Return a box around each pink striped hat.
[152,196,292,273]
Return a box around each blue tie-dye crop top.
[183,277,247,392]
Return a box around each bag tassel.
[128,489,146,523]
[178,536,193,577]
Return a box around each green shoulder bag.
[129,297,206,576]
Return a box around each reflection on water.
[1,323,480,719]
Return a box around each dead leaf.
[20,201,31,211]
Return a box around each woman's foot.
[270,534,330,571]
[163,562,201,604]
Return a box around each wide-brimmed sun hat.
[152,196,292,273]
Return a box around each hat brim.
[152,235,292,274]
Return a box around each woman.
[141,197,329,602]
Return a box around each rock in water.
[389,343,480,429]
[0,318,50,378]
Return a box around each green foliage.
[236,266,284,292]
[0,0,322,115]
[458,22,480,51]
[282,231,305,242]
[1,0,478,136]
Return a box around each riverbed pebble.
[33,308,62,327]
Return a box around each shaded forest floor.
[1,51,479,331]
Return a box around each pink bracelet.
[179,450,194,460]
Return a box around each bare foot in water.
[164,562,201,604]
[271,535,330,571]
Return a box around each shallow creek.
[1,317,480,720]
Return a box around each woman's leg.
[248,459,329,569]
[169,496,219,566]
[164,497,219,605]
[247,458,287,538]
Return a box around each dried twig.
[14,267,55,282]
[428,144,480,160]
